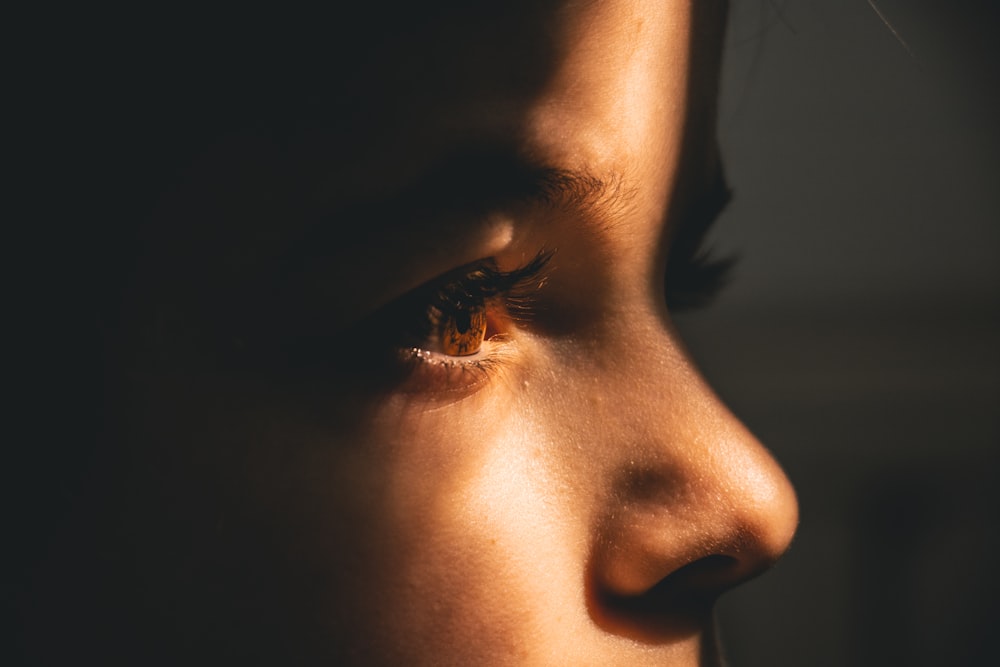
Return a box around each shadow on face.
[16,3,797,666]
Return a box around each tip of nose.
[743,463,801,568]
[588,457,800,641]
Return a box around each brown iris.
[440,305,488,356]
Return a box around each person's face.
[104,1,797,665]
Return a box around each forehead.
[156,1,701,204]
[133,2,723,315]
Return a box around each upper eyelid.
[358,249,553,340]
[275,218,516,337]
[436,250,554,300]
[419,250,554,328]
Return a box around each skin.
[26,1,797,665]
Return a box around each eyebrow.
[530,166,636,224]
[367,148,633,226]
[263,148,732,338]
[267,149,631,319]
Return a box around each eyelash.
[664,182,735,310]
[365,229,727,394]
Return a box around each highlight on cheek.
[441,305,488,356]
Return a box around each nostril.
[590,554,741,642]
[607,553,741,613]
[651,553,743,596]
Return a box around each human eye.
[355,249,553,394]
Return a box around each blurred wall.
[673,1,999,665]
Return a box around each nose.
[585,333,799,640]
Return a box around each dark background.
[673,1,999,665]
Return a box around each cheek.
[124,373,586,663]
[314,392,585,664]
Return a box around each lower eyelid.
[395,334,515,396]
[408,346,491,366]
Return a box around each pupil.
[455,309,471,334]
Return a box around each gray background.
[673,1,999,665]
